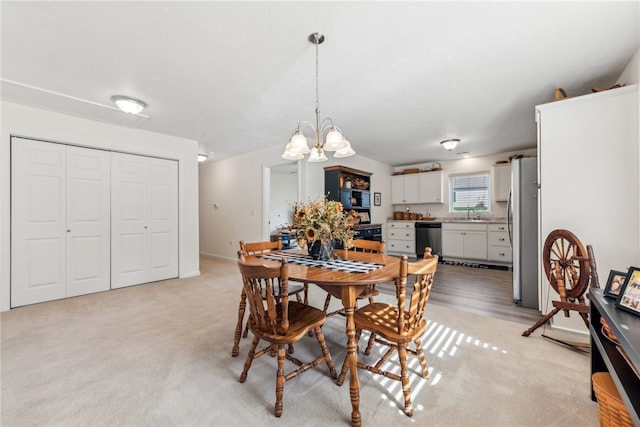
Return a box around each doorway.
[262,162,300,241]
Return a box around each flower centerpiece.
[292,197,359,261]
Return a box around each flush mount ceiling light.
[197,154,209,162]
[440,138,460,151]
[282,33,355,162]
[111,95,147,114]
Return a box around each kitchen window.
[449,172,491,213]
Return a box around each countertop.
[386,217,507,224]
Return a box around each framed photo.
[604,270,627,299]
[374,192,381,206]
[616,266,640,316]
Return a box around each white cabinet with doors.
[11,138,111,307]
[111,152,178,289]
[392,171,444,205]
[418,171,444,203]
[493,164,511,202]
[11,138,179,308]
[442,222,488,260]
[386,221,415,255]
[391,174,419,204]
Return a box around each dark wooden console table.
[589,289,640,425]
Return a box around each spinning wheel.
[522,229,597,339]
[542,229,590,302]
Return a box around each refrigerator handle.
[507,189,513,247]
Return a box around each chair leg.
[232,288,247,357]
[322,293,332,314]
[303,282,309,305]
[397,343,414,417]
[414,338,429,378]
[364,332,376,356]
[314,326,337,379]
[275,345,286,417]
[239,335,260,383]
[337,328,362,386]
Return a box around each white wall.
[1,101,201,311]
[617,48,639,86]
[199,146,393,261]
[390,148,538,219]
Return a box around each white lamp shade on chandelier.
[282,33,355,162]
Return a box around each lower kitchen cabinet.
[386,221,415,255]
[442,223,487,260]
[487,223,512,263]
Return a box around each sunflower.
[305,227,316,241]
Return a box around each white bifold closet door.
[110,152,178,288]
[11,138,111,307]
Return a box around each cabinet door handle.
[499,238,505,242]
[499,252,505,256]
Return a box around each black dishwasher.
[415,222,442,258]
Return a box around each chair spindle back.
[237,254,290,336]
[396,253,438,335]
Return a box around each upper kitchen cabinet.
[418,171,444,203]
[493,163,511,202]
[392,171,443,205]
[391,173,419,204]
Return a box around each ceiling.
[1,2,638,166]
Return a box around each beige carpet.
[1,256,599,427]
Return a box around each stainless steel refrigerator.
[508,157,539,310]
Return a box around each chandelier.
[282,33,355,162]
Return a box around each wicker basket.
[592,372,634,427]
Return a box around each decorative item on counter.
[344,176,352,188]
[431,162,443,171]
[394,211,403,220]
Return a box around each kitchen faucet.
[467,208,475,219]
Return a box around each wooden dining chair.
[322,239,386,317]
[236,253,337,417]
[231,238,308,357]
[336,248,439,417]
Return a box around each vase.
[307,239,335,261]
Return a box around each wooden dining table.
[242,248,401,427]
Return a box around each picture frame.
[604,269,627,299]
[616,266,640,317]
[374,192,381,206]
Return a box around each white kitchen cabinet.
[386,221,415,255]
[391,174,419,204]
[392,171,443,205]
[493,164,511,202]
[442,223,487,260]
[418,171,444,203]
[487,223,512,263]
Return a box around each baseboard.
[441,258,510,271]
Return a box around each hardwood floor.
[382,261,543,326]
